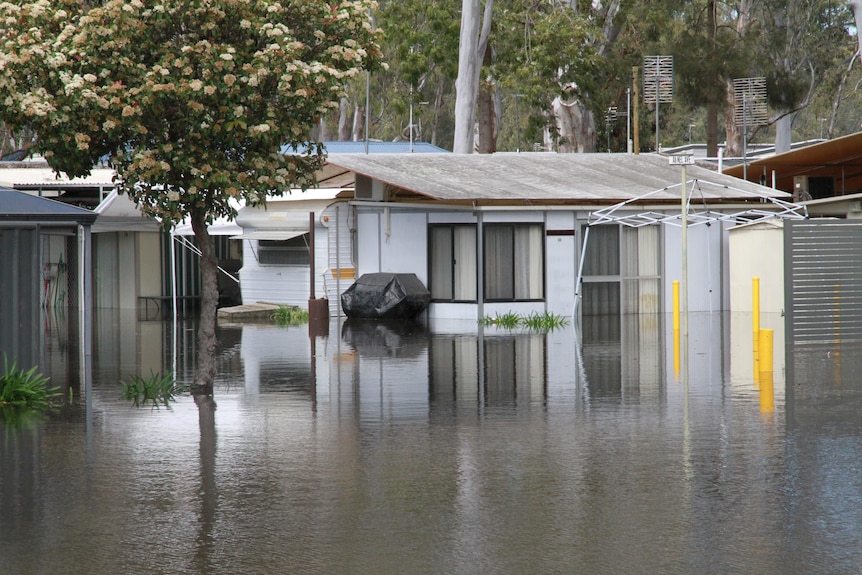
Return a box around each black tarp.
[340,273,430,319]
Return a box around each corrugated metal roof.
[723,131,862,194]
[0,187,97,224]
[325,152,789,204]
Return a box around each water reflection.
[5,311,862,573]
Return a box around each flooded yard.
[2,309,862,574]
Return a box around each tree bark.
[191,208,218,394]
[546,96,595,153]
[724,79,743,158]
[337,97,352,141]
[453,0,493,154]
[850,1,862,63]
[476,38,496,153]
[774,113,793,154]
[706,0,719,158]
[351,103,364,141]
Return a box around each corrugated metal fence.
[785,219,862,343]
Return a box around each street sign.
[669,154,694,165]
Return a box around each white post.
[681,163,689,384]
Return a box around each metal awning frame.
[588,178,808,229]
[575,178,808,317]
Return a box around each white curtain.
[514,225,543,299]
[454,226,477,301]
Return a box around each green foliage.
[0,0,383,226]
[480,311,522,329]
[271,305,309,326]
[122,371,185,409]
[0,355,59,410]
[480,311,569,331]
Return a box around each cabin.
[242,152,799,323]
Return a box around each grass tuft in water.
[480,311,569,331]
[121,371,185,409]
[271,305,309,326]
[480,311,521,329]
[0,354,59,410]
[520,311,569,330]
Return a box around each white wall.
[355,208,429,281]
[728,223,784,314]
[545,211,578,317]
[239,224,329,308]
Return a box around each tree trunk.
[337,97,351,141]
[453,0,493,154]
[706,0,719,158]
[546,96,595,153]
[351,103,364,141]
[724,79,743,158]
[774,113,793,154]
[191,208,218,394]
[851,1,862,63]
[476,40,496,154]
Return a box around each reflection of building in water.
[581,313,663,402]
[430,332,546,407]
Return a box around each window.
[258,234,310,265]
[429,225,477,301]
[484,223,544,301]
[580,224,660,315]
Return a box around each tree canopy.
[322,0,862,153]
[0,0,382,225]
[0,0,382,391]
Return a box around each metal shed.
[0,187,96,372]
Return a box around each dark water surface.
[2,310,862,574]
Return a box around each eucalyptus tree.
[0,0,382,393]
[372,0,461,146]
[492,0,603,152]
[453,0,493,153]
[743,0,853,152]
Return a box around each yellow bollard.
[753,277,760,387]
[759,369,775,414]
[759,329,774,414]
[673,280,680,379]
[759,328,773,374]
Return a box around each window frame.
[257,233,311,266]
[482,222,545,302]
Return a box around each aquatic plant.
[480,311,569,331]
[271,305,309,326]
[121,371,185,409]
[0,355,59,409]
[480,311,522,329]
[521,311,569,330]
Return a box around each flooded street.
[3,310,862,574]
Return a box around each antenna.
[643,56,673,152]
[732,77,768,180]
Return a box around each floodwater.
[2,309,862,574]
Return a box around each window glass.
[429,225,477,302]
[484,223,543,301]
[258,234,310,265]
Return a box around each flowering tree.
[0,0,382,392]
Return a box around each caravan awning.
[231,230,306,241]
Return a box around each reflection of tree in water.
[194,393,217,574]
